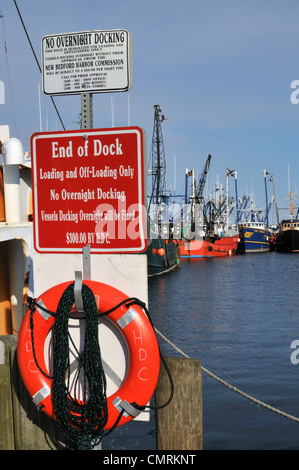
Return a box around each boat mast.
[149,105,167,209]
[272,174,280,226]
[263,169,269,227]
[234,171,239,223]
[290,191,294,222]
[226,168,235,232]
[264,170,280,227]
[191,168,196,221]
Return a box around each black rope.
[27,288,174,443]
[126,299,175,413]
[52,283,107,449]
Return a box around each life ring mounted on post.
[17,280,160,431]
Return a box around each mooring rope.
[155,327,299,424]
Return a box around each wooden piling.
[0,336,15,449]
[0,335,66,450]
[155,356,202,450]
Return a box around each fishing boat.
[146,227,180,276]
[275,192,299,252]
[180,162,239,258]
[180,234,238,258]
[147,105,180,274]
[237,222,273,253]
[236,195,273,253]
[236,170,278,253]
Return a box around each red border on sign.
[31,127,147,254]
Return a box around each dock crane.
[184,154,212,234]
[196,154,211,201]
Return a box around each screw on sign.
[31,127,147,254]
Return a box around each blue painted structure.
[238,222,273,253]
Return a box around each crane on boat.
[196,154,211,201]
[148,105,167,210]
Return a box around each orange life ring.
[17,280,160,430]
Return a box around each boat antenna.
[13,0,66,130]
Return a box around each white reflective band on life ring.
[116,308,138,329]
[32,386,51,407]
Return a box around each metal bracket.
[112,397,142,418]
[82,244,91,280]
[74,244,91,311]
[74,271,84,312]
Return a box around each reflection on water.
[148,252,299,450]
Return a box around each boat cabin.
[281,219,299,230]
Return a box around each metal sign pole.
[81,93,93,129]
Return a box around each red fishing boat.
[180,162,239,258]
[180,234,239,258]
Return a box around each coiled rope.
[155,328,299,424]
[30,283,108,449]
[53,283,108,449]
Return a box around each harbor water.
[103,251,299,450]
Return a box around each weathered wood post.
[0,335,66,450]
[155,356,202,450]
[0,336,15,449]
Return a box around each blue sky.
[1,0,299,223]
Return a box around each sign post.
[81,93,93,129]
[28,30,151,445]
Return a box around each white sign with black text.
[42,29,132,95]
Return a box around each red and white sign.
[31,127,147,254]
